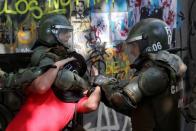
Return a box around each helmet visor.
[125,41,140,59]
[57,29,72,46]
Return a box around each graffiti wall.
[0,0,180,130]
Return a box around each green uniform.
[97,18,186,131]
[99,51,185,131]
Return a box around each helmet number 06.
[152,42,162,51]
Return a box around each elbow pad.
[54,70,90,92]
[123,67,169,104]
[110,91,135,114]
[3,64,56,89]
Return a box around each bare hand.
[55,57,76,69]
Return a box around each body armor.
[0,15,85,129]
[31,14,88,102]
[100,51,186,114]
[123,51,186,104]
[0,44,89,103]
[101,18,186,130]
[31,44,89,102]
[123,66,169,104]
[0,64,55,91]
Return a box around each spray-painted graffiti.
[112,0,128,12]
[0,0,181,131]
[0,0,178,53]
[0,15,10,44]
[84,103,132,131]
[0,0,116,20]
[104,45,130,80]
[71,15,90,57]
[128,0,177,29]
[85,26,102,48]
[86,42,108,76]
[111,12,129,41]
[0,0,43,19]
[91,13,110,43]
[86,43,131,80]
[105,60,130,80]
[162,0,177,28]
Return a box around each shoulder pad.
[31,46,49,66]
[31,46,59,66]
[149,51,187,77]
[138,66,169,96]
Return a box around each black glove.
[92,75,118,86]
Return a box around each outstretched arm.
[77,86,101,113]
[28,57,75,94]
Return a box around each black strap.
[52,87,83,103]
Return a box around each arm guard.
[93,67,169,114]
[123,66,169,104]
[30,46,60,67]
[0,64,56,90]
[100,84,135,115]
[54,69,90,92]
[92,75,135,114]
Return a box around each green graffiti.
[105,60,129,78]
[45,9,67,14]
[0,0,71,19]
[60,0,71,6]
[53,0,60,10]
[0,0,43,19]
[46,0,71,9]
[61,0,71,14]
[0,0,116,19]
[15,0,28,14]
[42,0,71,17]
[0,0,17,15]
[29,0,43,19]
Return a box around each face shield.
[51,25,73,47]
[57,29,72,47]
[125,41,141,62]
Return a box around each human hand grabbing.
[54,57,76,69]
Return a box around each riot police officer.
[29,14,91,100]
[0,14,90,101]
[99,18,187,131]
[5,14,101,131]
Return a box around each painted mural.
[0,0,180,130]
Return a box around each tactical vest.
[31,45,88,102]
[122,51,186,106]
[148,51,186,95]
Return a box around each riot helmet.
[38,14,73,47]
[126,18,172,56]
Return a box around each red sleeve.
[76,96,91,113]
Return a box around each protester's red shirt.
[6,88,89,131]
